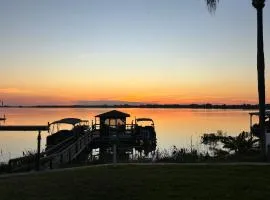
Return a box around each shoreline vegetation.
[1,103,269,109]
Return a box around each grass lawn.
[1,164,270,200]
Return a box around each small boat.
[134,118,156,141]
[47,118,89,149]
[134,118,156,153]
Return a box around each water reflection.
[0,108,253,160]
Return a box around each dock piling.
[113,144,117,165]
[36,130,41,171]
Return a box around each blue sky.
[0,0,269,105]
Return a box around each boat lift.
[249,110,270,153]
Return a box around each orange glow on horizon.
[0,78,263,105]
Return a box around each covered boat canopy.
[249,110,270,117]
[50,118,88,126]
[248,110,270,131]
[135,118,154,126]
[136,118,154,122]
[95,110,130,119]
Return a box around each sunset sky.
[0,0,270,105]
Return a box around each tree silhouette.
[202,131,260,155]
[205,0,266,157]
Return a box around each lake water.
[0,108,255,162]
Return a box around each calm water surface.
[0,108,255,161]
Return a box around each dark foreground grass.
[1,164,270,200]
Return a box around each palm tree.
[222,132,260,154]
[205,0,266,156]
[201,131,260,156]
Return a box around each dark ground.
[1,164,270,200]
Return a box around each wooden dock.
[0,125,48,131]
[4,110,157,172]
[0,125,49,171]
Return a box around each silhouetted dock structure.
[0,100,6,122]
[0,125,48,131]
[0,114,6,122]
[5,110,157,172]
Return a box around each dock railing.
[8,134,75,170]
[8,129,95,172]
[92,123,135,133]
[40,129,94,169]
[8,123,139,172]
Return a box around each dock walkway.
[7,129,95,172]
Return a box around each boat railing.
[45,136,75,155]
[126,124,135,130]
[92,123,100,130]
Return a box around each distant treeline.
[2,104,269,110]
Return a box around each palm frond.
[205,0,219,13]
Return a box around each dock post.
[112,134,117,166]
[36,130,41,171]
[113,144,117,166]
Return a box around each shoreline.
[0,104,261,110]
